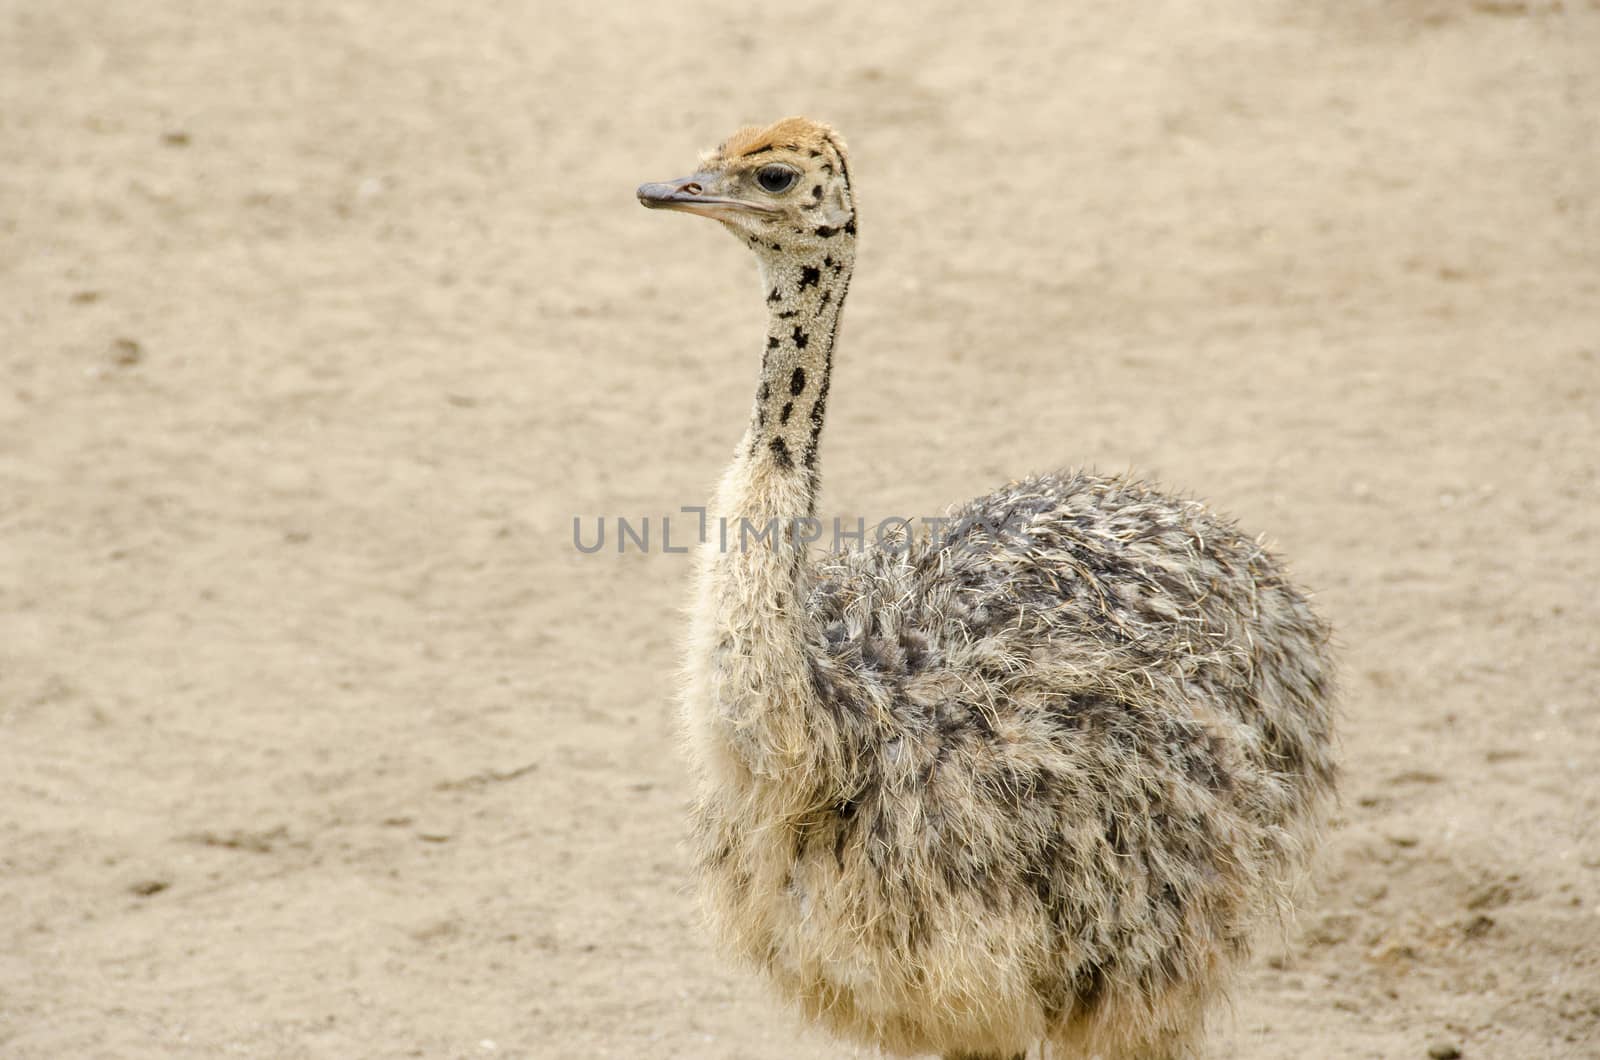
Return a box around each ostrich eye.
[755,165,799,194]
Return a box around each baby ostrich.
[638,118,1336,1060]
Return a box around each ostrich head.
[637,117,855,255]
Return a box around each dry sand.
[3,1,1599,1057]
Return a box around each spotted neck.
[686,226,856,789]
[739,230,855,515]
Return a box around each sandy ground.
[3,1,1598,1057]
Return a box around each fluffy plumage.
[640,118,1337,1060]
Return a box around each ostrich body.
[638,118,1336,1060]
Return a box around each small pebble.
[1428,1043,1462,1059]
[129,879,170,897]
[110,337,143,366]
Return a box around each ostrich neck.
[714,237,854,530]
[687,233,855,789]
[741,243,854,509]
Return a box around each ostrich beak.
[637,174,776,220]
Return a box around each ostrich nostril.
[680,181,703,195]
